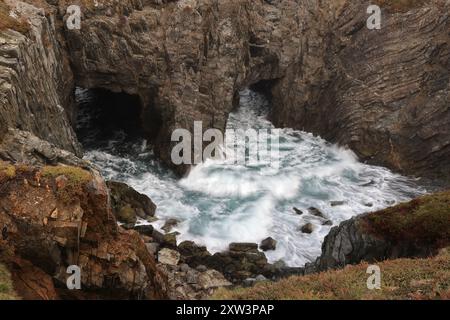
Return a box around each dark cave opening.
[74,88,148,150]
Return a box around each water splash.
[79,89,426,266]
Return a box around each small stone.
[134,224,154,237]
[255,274,267,281]
[162,218,180,233]
[293,207,303,215]
[145,242,159,256]
[198,270,232,289]
[196,265,208,272]
[260,237,277,251]
[158,248,180,266]
[180,263,190,272]
[300,223,314,234]
[330,201,346,207]
[365,202,374,207]
[117,205,137,225]
[229,243,258,252]
[322,220,333,226]
[308,207,325,218]
[186,269,198,284]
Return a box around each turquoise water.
[78,89,426,266]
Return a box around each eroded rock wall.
[0,0,81,156]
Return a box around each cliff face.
[0,0,449,180]
[0,0,81,156]
[270,0,450,181]
[0,163,168,299]
[306,191,450,273]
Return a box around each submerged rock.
[293,207,304,215]
[162,218,180,233]
[300,223,315,234]
[308,207,325,218]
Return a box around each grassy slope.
[362,191,450,248]
[0,264,19,300]
[213,248,450,300]
[214,192,450,300]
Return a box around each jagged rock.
[300,223,315,234]
[0,129,89,168]
[308,207,325,218]
[107,181,156,224]
[134,224,154,237]
[306,191,450,274]
[260,237,277,251]
[118,205,137,225]
[229,243,259,252]
[145,243,160,257]
[178,241,212,267]
[0,1,81,156]
[162,218,180,233]
[158,248,180,266]
[0,163,168,299]
[198,270,232,290]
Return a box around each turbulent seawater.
[76,89,426,267]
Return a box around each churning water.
[77,89,426,267]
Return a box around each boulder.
[260,237,277,251]
[107,181,156,224]
[134,224,154,237]
[300,223,315,234]
[162,218,180,233]
[308,207,325,218]
[229,243,259,252]
[158,249,180,266]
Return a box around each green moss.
[213,248,450,300]
[0,264,19,300]
[361,191,450,248]
[0,162,16,184]
[41,166,92,204]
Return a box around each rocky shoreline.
[0,0,449,300]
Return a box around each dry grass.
[41,166,93,204]
[213,248,450,300]
[361,191,450,249]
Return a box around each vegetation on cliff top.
[41,166,93,203]
[0,264,18,300]
[213,248,450,300]
[361,191,450,249]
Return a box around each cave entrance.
[74,88,147,150]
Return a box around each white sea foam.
[83,89,426,267]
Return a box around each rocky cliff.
[0,0,81,156]
[0,162,168,299]
[306,191,450,273]
[1,0,448,180]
